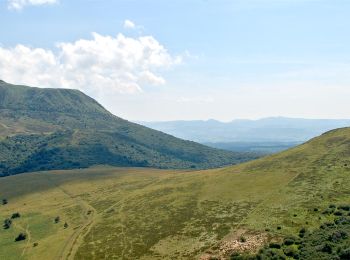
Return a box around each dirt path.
[60,197,97,260]
[13,222,32,258]
[44,175,97,260]
[21,224,32,257]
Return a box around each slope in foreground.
[0,128,350,259]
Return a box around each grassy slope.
[0,80,254,176]
[0,128,350,259]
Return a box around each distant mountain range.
[140,118,350,143]
[0,80,255,176]
[140,118,350,153]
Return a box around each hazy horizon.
[137,116,350,123]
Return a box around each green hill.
[0,80,256,176]
[0,127,350,259]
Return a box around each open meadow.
[1,128,350,259]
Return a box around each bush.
[2,199,8,205]
[330,231,348,243]
[320,242,333,254]
[334,217,350,225]
[11,212,20,219]
[339,248,350,259]
[3,218,12,229]
[54,216,60,223]
[14,233,26,242]
[339,205,350,211]
[239,236,246,243]
[322,208,334,215]
[283,237,295,246]
[269,243,281,249]
[283,247,298,257]
[299,227,306,238]
[334,211,343,216]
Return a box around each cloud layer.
[0,33,181,95]
[8,0,58,10]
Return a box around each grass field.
[1,128,350,259]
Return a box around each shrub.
[277,226,282,230]
[239,236,246,243]
[334,211,343,216]
[329,204,336,208]
[328,230,348,243]
[11,212,20,219]
[3,218,12,229]
[339,248,350,259]
[320,242,333,253]
[54,216,60,223]
[269,243,281,249]
[283,237,295,246]
[230,252,243,260]
[33,242,38,247]
[334,216,350,225]
[2,199,8,205]
[299,227,307,238]
[339,205,350,211]
[323,208,335,215]
[14,233,26,242]
[64,222,68,229]
[283,247,298,257]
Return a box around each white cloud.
[123,19,136,29]
[0,32,181,95]
[8,0,58,10]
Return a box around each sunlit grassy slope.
[1,128,350,259]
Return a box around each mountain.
[0,80,256,176]
[1,127,350,259]
[140,117,350,143]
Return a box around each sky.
[1,0,350,121]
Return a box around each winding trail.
[13,223,32,258]
[21,224,32,257]
[44,175,98,260]
[59,197,97,260]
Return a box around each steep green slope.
[0,128,350,259]
[0,80,255,176]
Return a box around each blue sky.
[1,0,350,121]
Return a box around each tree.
[3,218,12,229]
[54,216,60,223]
[15,233,26,242]
[11,212,20,219]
